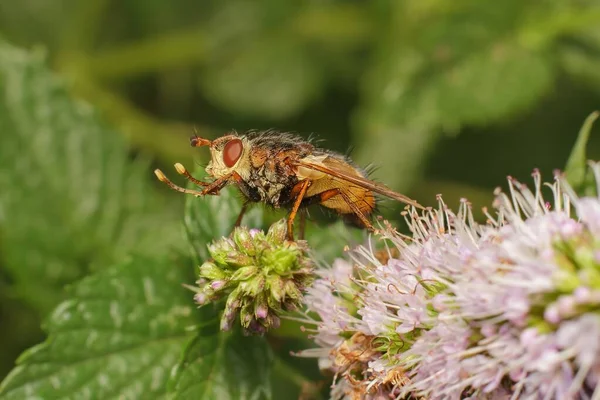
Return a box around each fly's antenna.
[190,134,211,147]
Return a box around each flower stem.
[80,28,208,80]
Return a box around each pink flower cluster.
[299,166,600,400]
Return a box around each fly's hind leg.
[318,188,375,232]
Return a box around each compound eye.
[223,139,243,168]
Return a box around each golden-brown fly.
[154,130,423,240]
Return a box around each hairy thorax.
[239,134,314,208]
[244,160,297,207]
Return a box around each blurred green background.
[2,0,600,384]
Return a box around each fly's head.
[191,133,253,180]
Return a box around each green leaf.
[0,256,196,399]
[200,37,323,120]
[168,327,273,399]
[183,171,263,264]
[0,40,179,313]
[565,111,600,192]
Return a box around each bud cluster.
[193,219,314,334]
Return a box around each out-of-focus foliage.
[0,42,180,315]
[1,0,600,395]
[3,0,599,190]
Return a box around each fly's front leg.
[174,163,209,187]
[154,167,232,197]
[173,163,225,196]
[199,174,232,196]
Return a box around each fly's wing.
[293,155,424,209]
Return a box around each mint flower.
[300,165,600,399]
[192,219,314,335]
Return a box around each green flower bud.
[226,287,243,307]
[262,246,300,274]
[254,296,269,319]
[266,219,287,244]
[192,220,315,335]
[284,279,302,300]
[223,252,254,268]
[239,275,265,297]
[296,272,315,290]
[199,261,228,280]
[267,275,285,302]
[239,301,254,327]
[230,265,259,281]
[233,227,256,256]
[208,238,237,265]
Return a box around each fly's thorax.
[205,135,253,180]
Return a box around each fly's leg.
[154,168,231,196]
[338,191,375,231]
[287,180,311,241]
[317,188,375,231]
[173,163,209,187]
[154,169,206,196]
[298,209,307,240]
[198,175,232,195]
[229,172,251,228]
[234,202,249,228]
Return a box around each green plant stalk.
[79,27,208,80]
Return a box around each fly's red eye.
[223,139,243,168]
